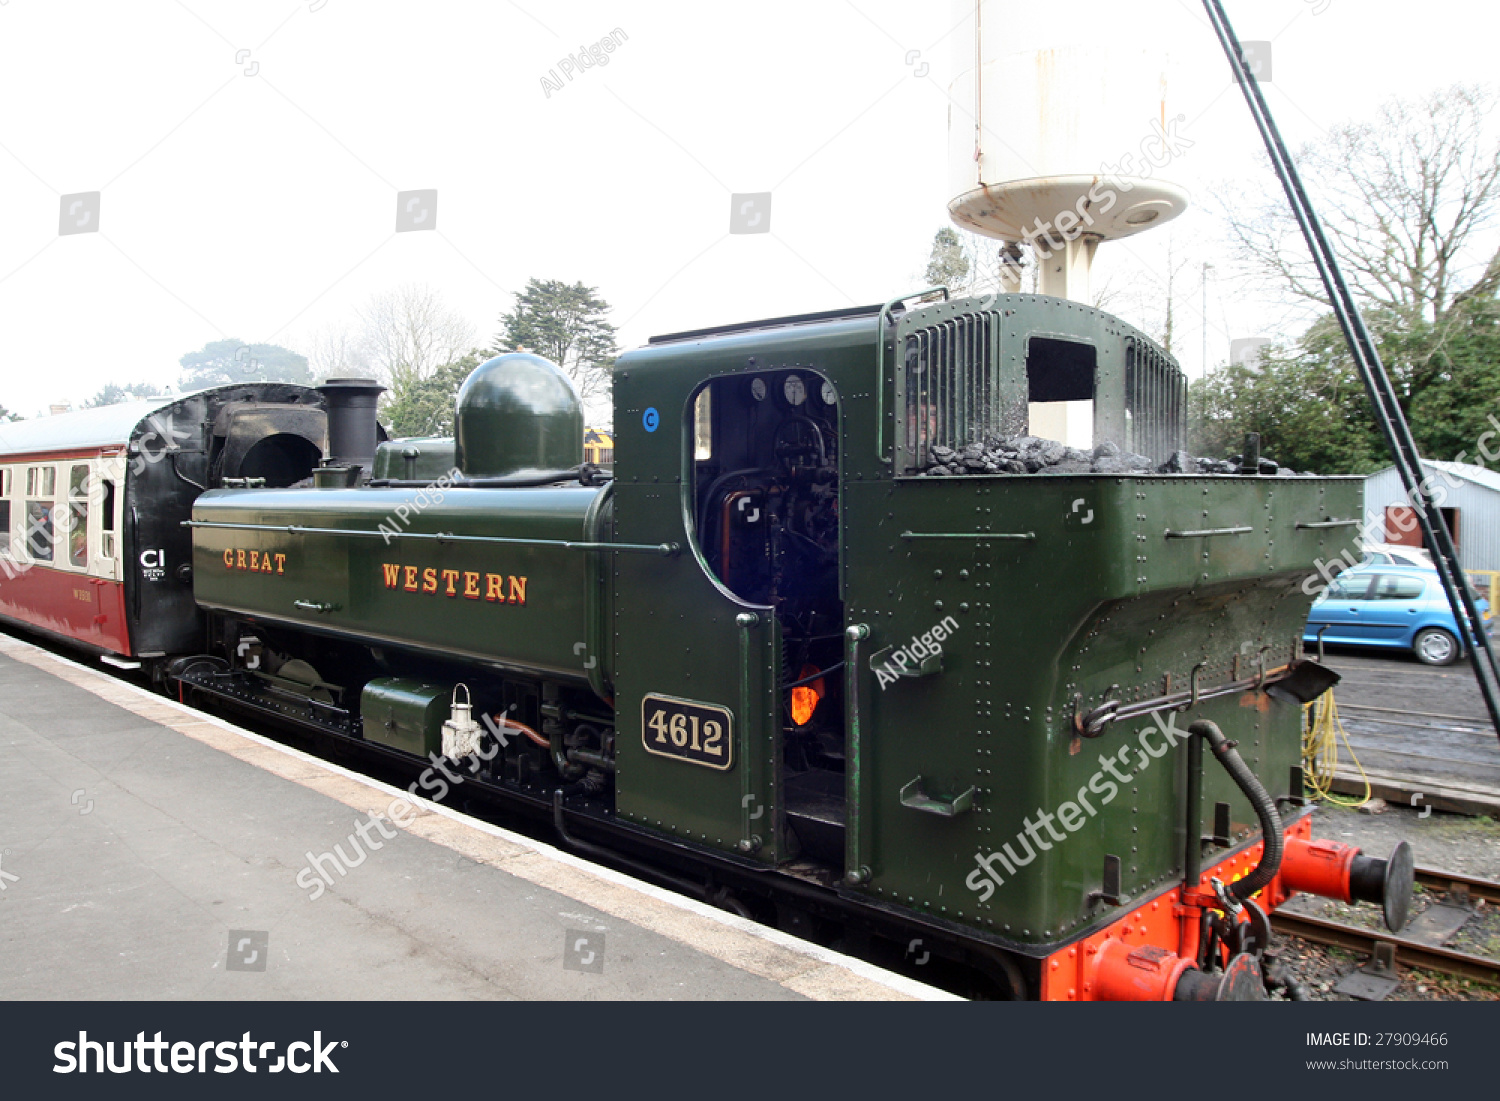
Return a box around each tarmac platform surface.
[0,634,950,1001]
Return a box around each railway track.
[1271,866,1500,989]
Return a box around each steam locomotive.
[0,291,1413,999]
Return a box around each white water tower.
[947,1,1190,443]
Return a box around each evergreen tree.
[494,279,618,419]
[923,226,971,292]
[178,339,312,389]
[380,353,483,438]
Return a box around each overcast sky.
[1,0,1497,419]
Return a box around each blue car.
[1304,564,1491,666]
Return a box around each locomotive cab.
[687,368,847,861]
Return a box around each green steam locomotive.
[175,291,1411,999]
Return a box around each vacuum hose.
[1186,720,1284,902]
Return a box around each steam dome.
[455,353,583,479]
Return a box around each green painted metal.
[361,677,450,756]
[874,286,948,462]
[191,485,611,689]
[372,438,458,482]
[455,354,583,478]
[840,470,1360,945]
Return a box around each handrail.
[736,613,763,856]
[844,624,871,885]
[1294,518,1360,530]
[183,519,679,557]
[874,285,948,463]
[1164,526,1252,539]
[901,530,1035,542]
[580,482,616,704]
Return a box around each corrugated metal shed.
[0,397,182,457]
[1364,460,1500,570]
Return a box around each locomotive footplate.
[172,662,359,738]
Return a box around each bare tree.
[303,322,373,384]
[355,284,477,400]
[1219,85,1500,331]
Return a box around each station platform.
[0,634,951,1002]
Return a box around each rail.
[1272,865,1500,987]
[1413,866,1500,906]
[1271,910,1500,986]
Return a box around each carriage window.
[27,466,56,497]
[68,464,90,567]
[25,465,54,561]
[26,500,53,561]
[0,469,9,554]
[100,478,117,559]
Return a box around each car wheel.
[1414,627,1459,666]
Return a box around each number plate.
[641,694,734,771]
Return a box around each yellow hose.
[1301,690,1371,807]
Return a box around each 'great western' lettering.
[381,563,527,605]
[223,549,286,574]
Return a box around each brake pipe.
[1185,720,1284,901]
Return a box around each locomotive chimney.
[317,378,385,482]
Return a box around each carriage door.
[611,371,843,865]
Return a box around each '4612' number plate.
[641,694,733,771]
